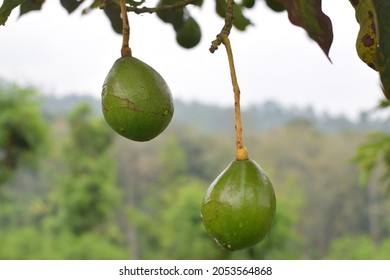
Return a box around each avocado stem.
[119,0,132,57]
[222,36,249,161]
[209,0,234,53]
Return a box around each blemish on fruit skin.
[101,56,174,141]
[112,94,142,112]
[110,94,171,116]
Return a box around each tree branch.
[126,0,201,14]
[209,0,235,53]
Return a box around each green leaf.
[377,99,390,109]
[233,4,252,31]
[214,0,252,31]
[372,0,390,101]
[266,0,285,12]
[277,0,333,60]
[19,0,45,17]
[0,0,26,25]
[215,0,226,18]
[81,0,103,15]
[156,0,185,31]
[60,0,85,14]
[103,3,122,34]
[126,0,145,7]
[352,132,390,189]
[349,0,378,70]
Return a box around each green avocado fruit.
[201,159,276,251]
[175,17,201,49]
[101,56,174,142]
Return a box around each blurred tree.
[0,226,128,259]
[352,101,390,242]
[325,234,390,259]
[2,95,389,260]
[0,80,48,184]
[353,132,390,193]
[52,104,121,235]
[247,120,372,258]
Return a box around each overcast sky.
[0,0,386,119]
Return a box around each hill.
[42,94,390,133]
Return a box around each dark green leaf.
[81,0,103,15]
[233,4,252,31]
[19,0,45,17]
[126,0,145,7]
[353,132,390,191]
[266,0,285,12]
[193,0,204,7]
[215,0,226,18]
[277,0,333,60]
[156,0,185,30]
[0,0,26,25]
[104,3,122,34]
[215,1,251,31]
[372,0,390,101]
[377,99,390,109]
[60,0,84,14]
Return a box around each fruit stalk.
[119,0,132,57]
[209,0,234,53]
[222,36,248,161]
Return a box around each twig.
[222,36,248,161]
[126,0,201,14]
[119,0,132,57]
[209,0,235,53]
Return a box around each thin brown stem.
[119,0,132,57]
[222,36,248,161]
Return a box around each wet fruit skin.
[201,159,276,251]
[101,57,174,142]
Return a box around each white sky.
[0,0,386,119]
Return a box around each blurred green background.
[1,79,390,260]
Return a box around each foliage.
[1,0,390,99]
[0,227,128,259]
[325,234,390,259]
[52,104,121,235]
[1,85,390,259]
[353,102,390,193]
[353,132,390,190]
[0,80,48,184]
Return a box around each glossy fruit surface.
[101,57,174,142]
[201,159,276,251]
